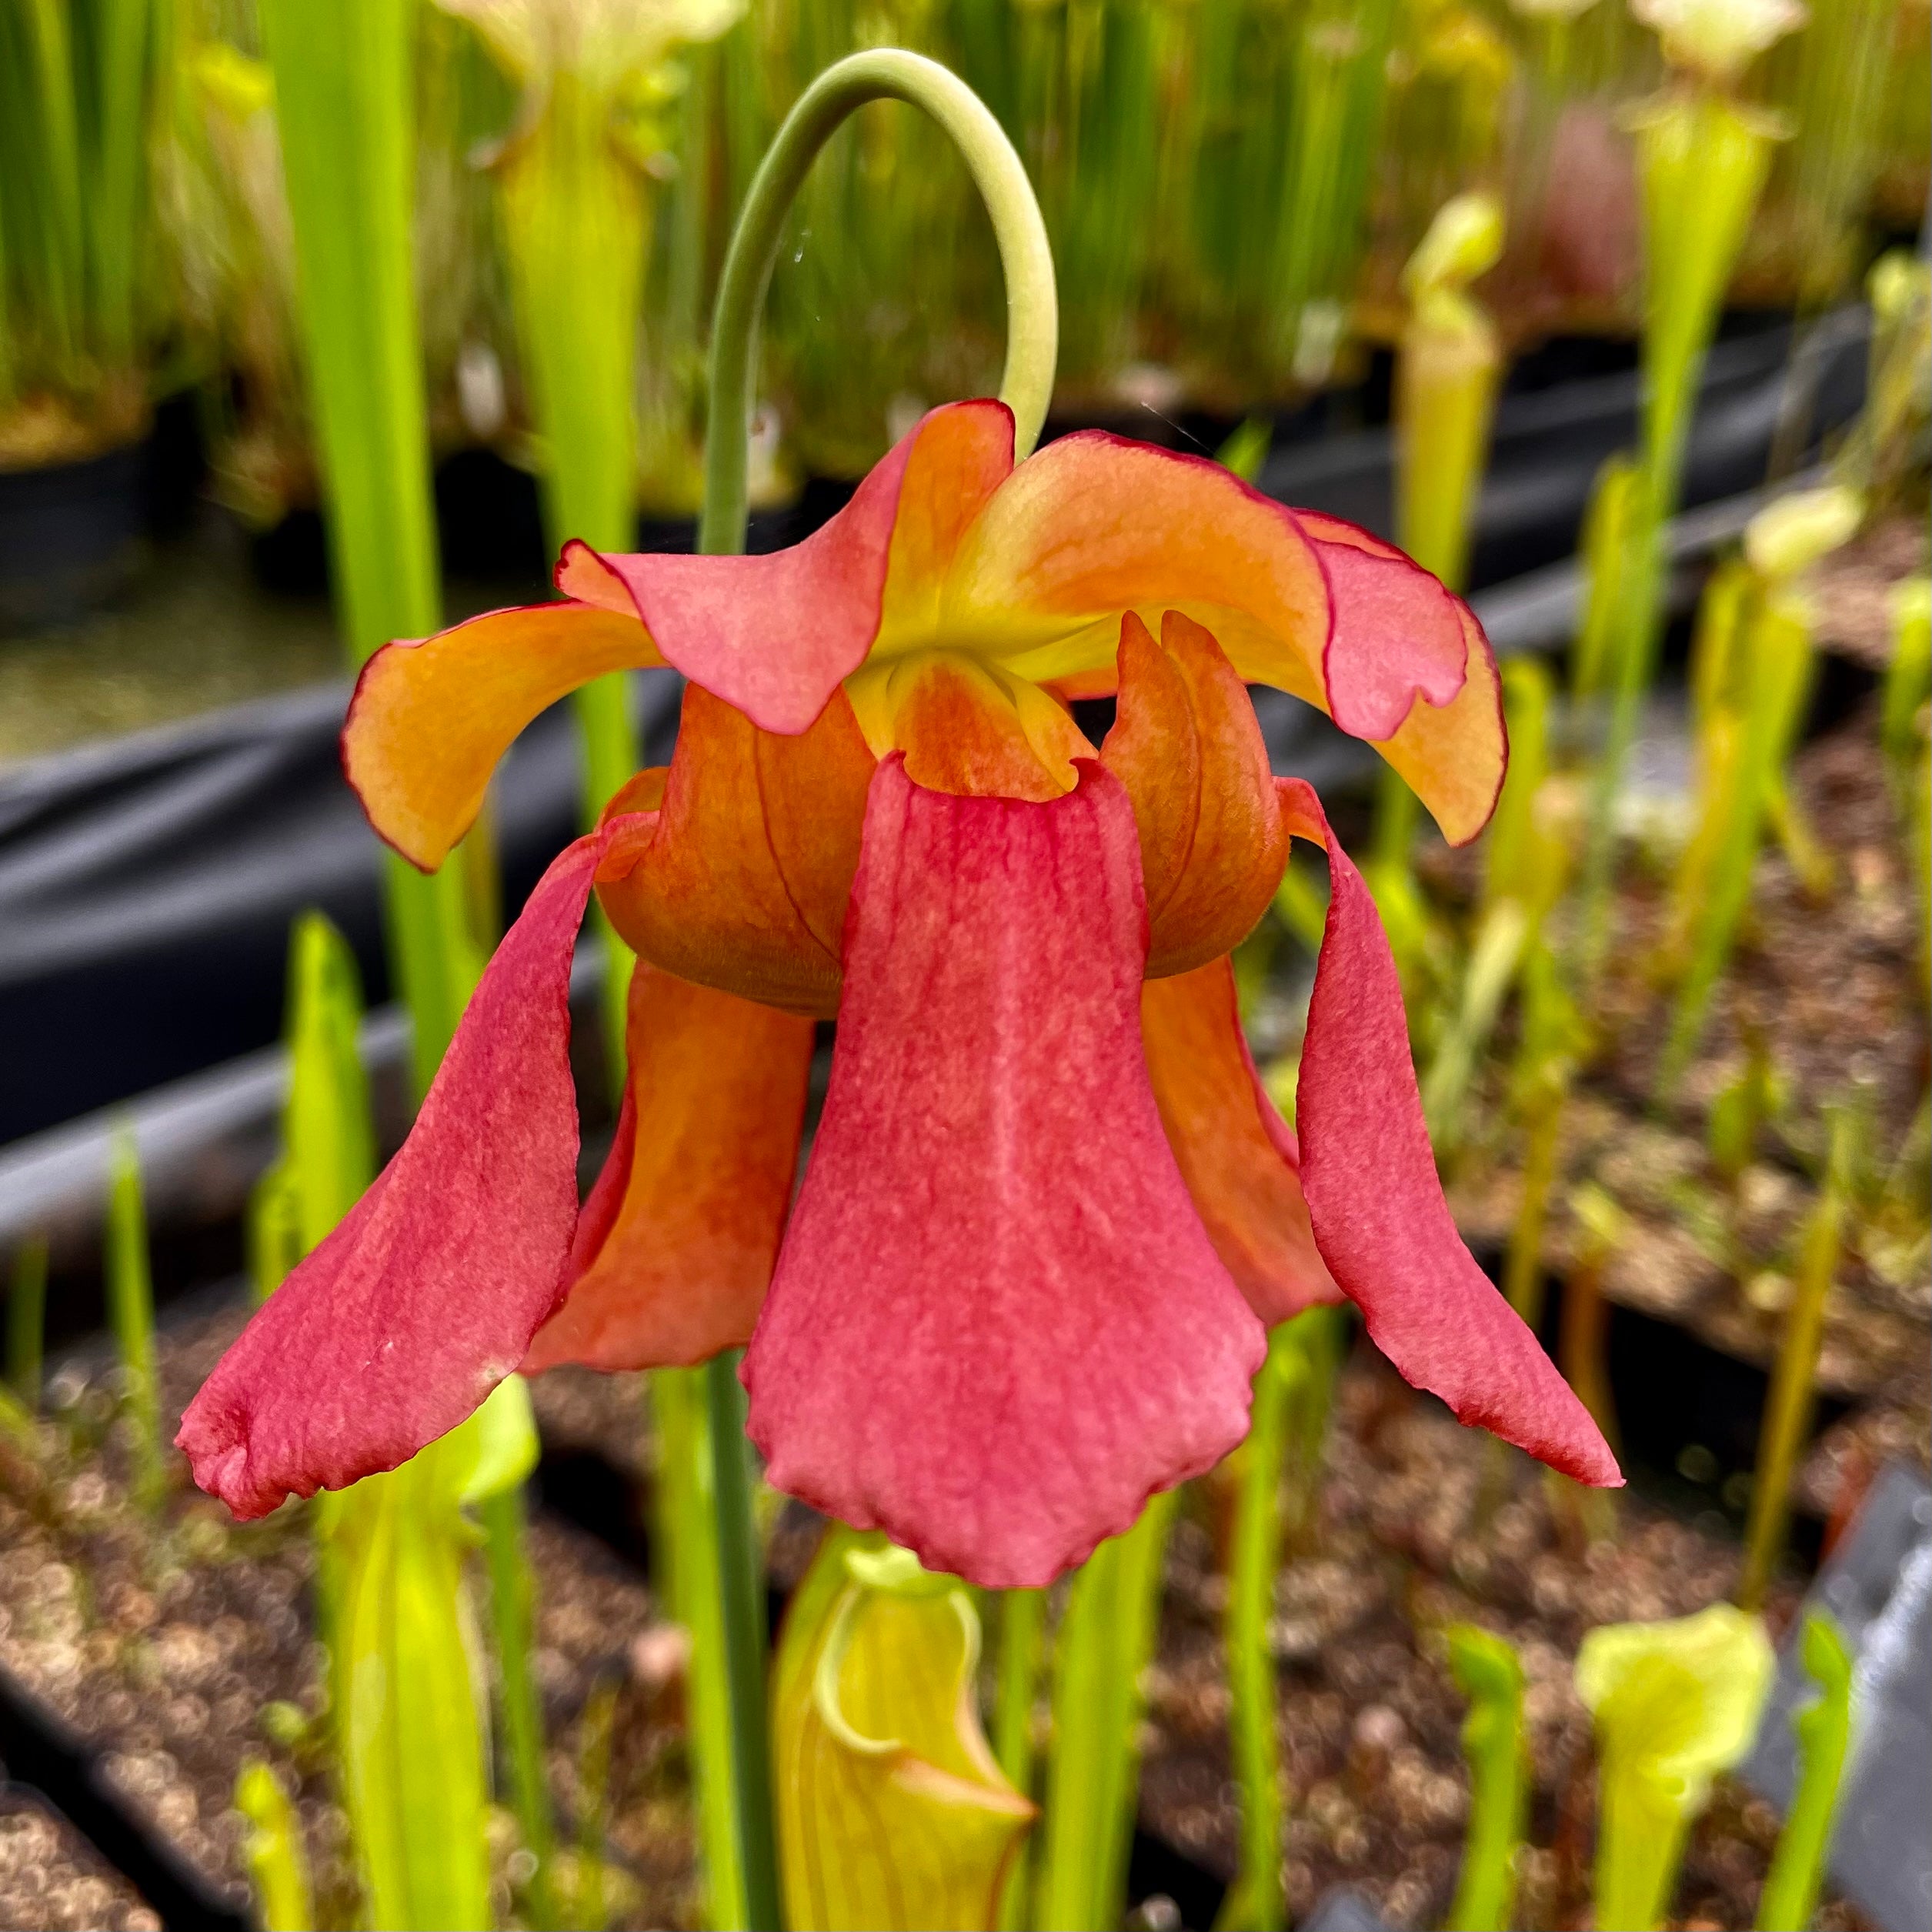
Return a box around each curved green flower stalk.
[702,47,1058,556]
[1446,1624,1527,1932]
[1577,1603,1775,1932]
[1756,1610,1855,1931]
[1037,1492,1176,1932]
[772,1530,1033,1932]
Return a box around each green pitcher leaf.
[776,1529,1033,1932]
[1757,1611,1856,1932]
[1577,1603,1774,1932]
[455,1373,542,1510]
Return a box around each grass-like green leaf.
[1036,1490,1176,1932]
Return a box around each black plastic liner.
[0,1669,251,1931]
[0,309,1869,1150]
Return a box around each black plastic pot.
[0,440,148,632]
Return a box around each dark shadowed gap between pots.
[0,1664,252,1932]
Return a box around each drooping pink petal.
[743,757,1265,1589]
[1280,778,1621,1487]
[177,818,650,1517]
[557,400,1016,736]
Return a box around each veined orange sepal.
[1101,612,1290,976]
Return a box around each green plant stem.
[235,1759,315,1932]
[1446,1625,1526,1932]
[578,1677,620,1931]
[1423,900,1529,1156]
[261,0,479,1101]
[700,47,1058,558]
[1756,1611,1855,1931]
[1577,95,1775,980]
[1570,455,1639,702]
[1503,1095,1563,1333]
[1739,1114,1854,1611]
[1038,1490,1177,1932]
[1880,578,1931,797]
[1658,596,1814,1099]
[499,70,647,1094]
[994,1587,1046,1932]
[7,1236,48,1410]
[652,1365,749,1930]
[1218,1327,1300,1932]
[1560,1246,1618,1463]
[105,1130,162,1510]
[480,1484,560,1932]
[706,1350,780,1932]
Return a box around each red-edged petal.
[177,819,648,1517]
[743,757,1264,1589]
[1300,514,1507,846]
[939,432,1504,845]
[1280,779,1621,1486]
[1100,611,1289,976]
[1140,957,1340,1325]
[596,682,877,1018]
[522,961,813,1373]
[559,400,1016,736]
[1300,513,1467,737]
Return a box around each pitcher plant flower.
[179,399,1619,1587]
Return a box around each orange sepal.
[344,600,666,870]
[1140,957,1340,1326]
[522,962,813,1373]
[1101,612,1290,977]
[596,682,876,1017]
